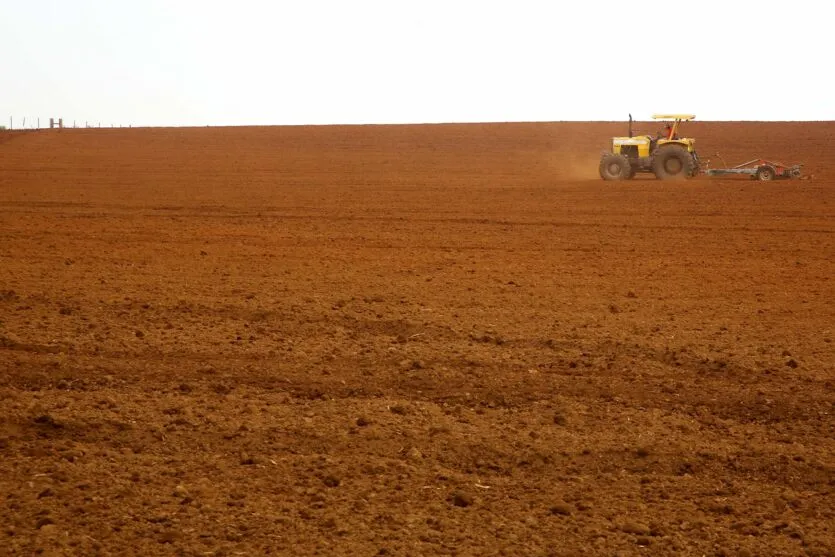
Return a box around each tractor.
[599,114,700,180]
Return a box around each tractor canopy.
[651,114,695,142]
[652,114,696,121]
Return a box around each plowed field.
[1,122,833,556]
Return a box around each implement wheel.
[652,145,695,180]
[756,165,776,181]
[599,153,631,181]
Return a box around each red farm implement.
[704,155,803,181]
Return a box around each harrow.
[704,155,803,181]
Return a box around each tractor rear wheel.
[599,153,631,181]
[652,145,695,180]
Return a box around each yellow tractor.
[599,114,700,180]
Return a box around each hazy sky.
[2,0,830,127]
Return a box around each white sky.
[2,0,831,127]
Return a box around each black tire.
[652,145,695,180]
[756,165,776,181]
[599,153,631,181]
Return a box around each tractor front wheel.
[599,153,631,181]
[652,146,695,180]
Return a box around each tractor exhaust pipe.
[628,113,633,138]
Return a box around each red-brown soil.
[0,122,833,556]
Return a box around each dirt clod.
[173,485,189,498]
[37,488,55,499]
[389,404,409,415]
[158,530,180,544]
[620,521,651,536]
[451,491,474,508]
[549,502,572,516]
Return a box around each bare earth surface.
[0,122,833,556]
